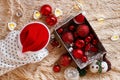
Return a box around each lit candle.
[111,33,119,41]
[55,8,63,17]
[8,22,16,31]
[97,17,105,22]
[64,67,79,80]
[33,10,41,19]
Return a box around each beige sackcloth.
[0,0,120,80]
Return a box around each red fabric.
[20,23,49,53]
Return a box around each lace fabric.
[0,31,48,76]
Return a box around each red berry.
[51,39,59,47]
[69,25,75,31]
[90,47,98,52]
[46,15,57,26]
[85,43,91,51]
[40,4,52,16]
[57,28,63,34]
[60,54,72,67]
[72,49,83,59]
[92,39,98,45]
[53,64,61,72]
[75,39,85,48]
[81,56,88,62]
[62,32,74,44]
[74,14,85,24]
[85,36,91,43]
[77,24,89,37]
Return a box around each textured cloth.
[0,0,120,80]
[0,31,48,76]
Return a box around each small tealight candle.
[64,67,79,80]
[97,18,104,22]
[55,8,63,17]
[33,10,41,19]
[111,33,119,41]
[8,22,16,31]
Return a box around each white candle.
[64,67,79,80]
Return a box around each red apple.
[77,24,89,37]
[60,54,72,67]
[40,4,52,16]
[46,15,57,26]
[53,64,61,72]
[62,32,74,44]
[72,49,83,59]
[73,14,85,24]
[75,39,85,48]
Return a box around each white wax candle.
[64,67,79,80]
